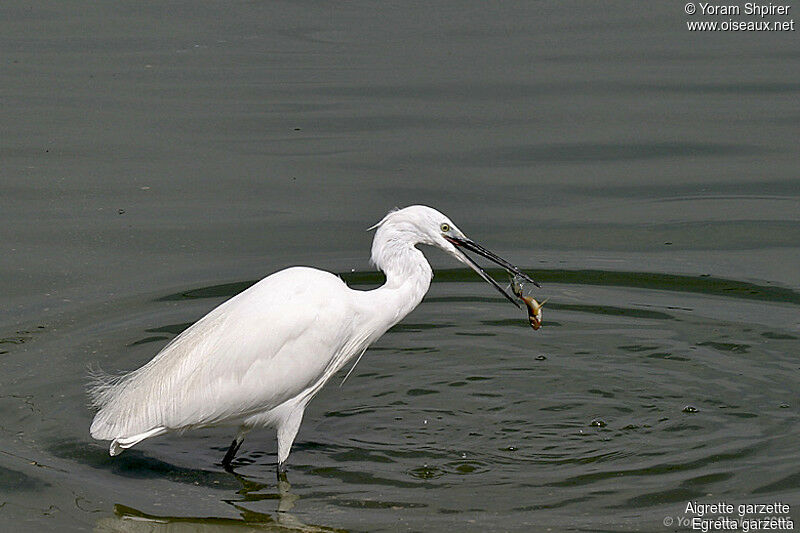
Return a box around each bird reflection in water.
[94,473,345,533]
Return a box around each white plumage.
[89,205,535,472]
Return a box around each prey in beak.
[510,274,547,330]
[445,235,540,309]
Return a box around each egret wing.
[90,267,359,440]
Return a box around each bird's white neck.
[369,227,433,322]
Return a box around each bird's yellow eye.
[440,223,451,233]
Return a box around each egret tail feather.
[108,426,168,456]
[86,364,126,409]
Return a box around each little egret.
[89,205,537,473]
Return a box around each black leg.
[221,438,243,470]
[276,460,288,482]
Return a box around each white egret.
[89,205,538,473]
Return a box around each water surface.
[1,1,798,531]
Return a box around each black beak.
[445,235,540,308]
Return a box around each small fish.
[510,274,547,330]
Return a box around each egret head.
[370,205,538,306]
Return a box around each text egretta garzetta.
[89,205,538,474]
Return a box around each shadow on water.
[95,478,347,533]
[47,441,345,532]
[0,464,49,492]
[156,268,800,306]
[50,440,239,490]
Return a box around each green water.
[1,1,798,531]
